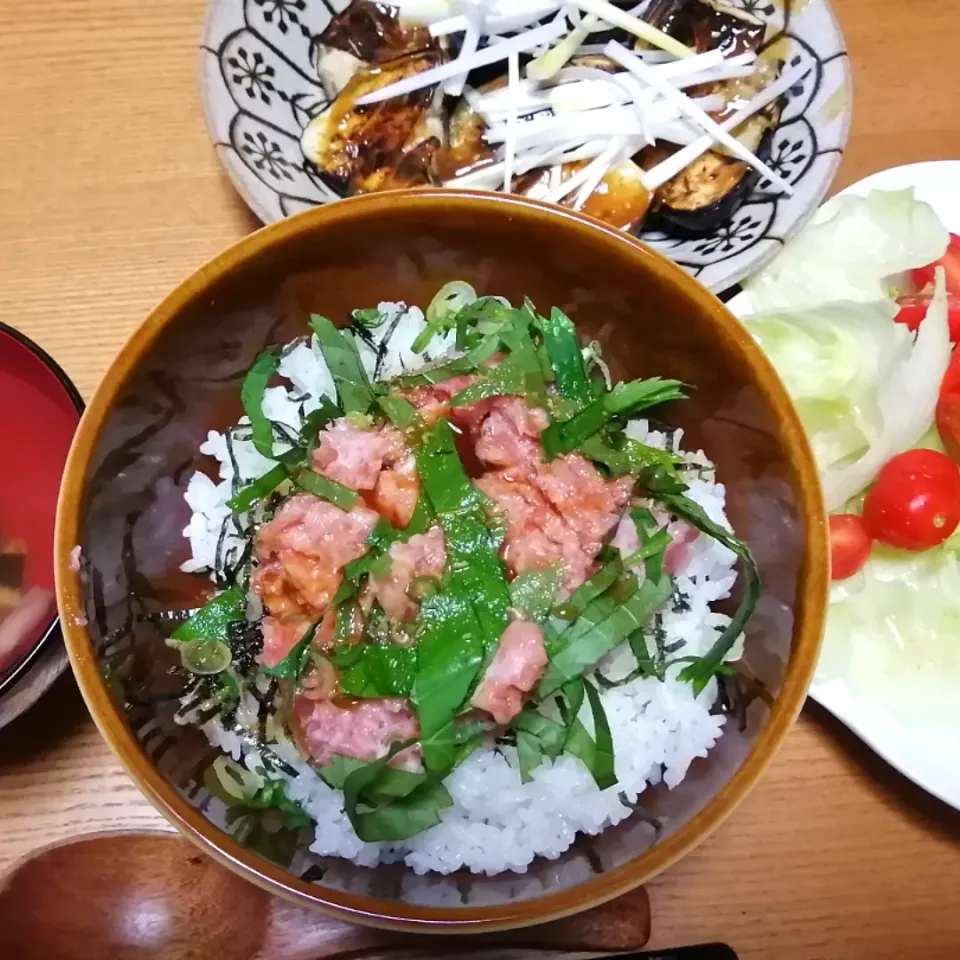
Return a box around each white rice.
[178,301,740,876]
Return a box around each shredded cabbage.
[738,189,952,510]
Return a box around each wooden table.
[1,1,959,956]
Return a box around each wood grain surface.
[1,2,959,958]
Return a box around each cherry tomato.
[941,345,960,397]
[936,349,960,463]
[861,449,960,551]
[828,514,872,580]
[912,233,960,294]
[936,392,960,464]
[894,294,960,342]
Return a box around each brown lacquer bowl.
[55,190,828,933]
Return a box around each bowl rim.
[54,188,828,933]
[0,322,83,699]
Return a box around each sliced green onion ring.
[180,637,232,675]
[211,756,263,802]
[414,281,478,353]
[426,281,477,325]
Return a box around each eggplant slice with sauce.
[302,49,445,196]
[644,0,766,57]
[431,78,503,183]
[639,96,780,237]
[639,0,782,236]
[312,1,435,99]
[519,160,652,232]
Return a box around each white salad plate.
[199,0,851,293]
[731,160,960,812]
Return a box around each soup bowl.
[0,324,82,728]
[55,189,828,932]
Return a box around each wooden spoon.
[0,832,651,959]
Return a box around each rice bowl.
[55,190,827,928]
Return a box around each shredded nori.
[224,723,298,778]
[212,517,233,588]
[149,607,200,626]
[251,677,280,743]
[350,322,377,352]
[224,430,243,498]
[176,676,217,722]
[229,619,263,675]
[271,421,301,449]
[373,306,407,380]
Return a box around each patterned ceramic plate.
[200,0,851,293]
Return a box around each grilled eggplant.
[640,95,781,236]
[434,68,651,229]
[638,0,779,235]
[519,159,652,232]
[302,50,445,196]
[432,77,506,183]
[644,0,766,58]
[312,1,434,99]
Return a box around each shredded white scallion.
[605,41,795,196]
[503,51,521,193]
[642,60,814,191]
[368,1,799,217]
[354,19,567,106]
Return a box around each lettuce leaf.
[820,274,950,509]
[743,189,949,312]
[738,189,952,509]
[818,517,960,729]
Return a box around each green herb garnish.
[339,643,418,698]
[179,637,232,675]
[309,314,374,414]
[542,378,687,457]
[513,708,567,782]
[352,307,384,328]
[227,463,289,513]
[291,466,358,511]
[541,307,592,407]
[376,393,423,432]
[509,564,566,622]
[540,563,673,698]
[658,493,760,694]
[172,586,245,645]
[262,617,321,679]
[412,419,510,773]
[241,349,280,459]
[582,678,616,789]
